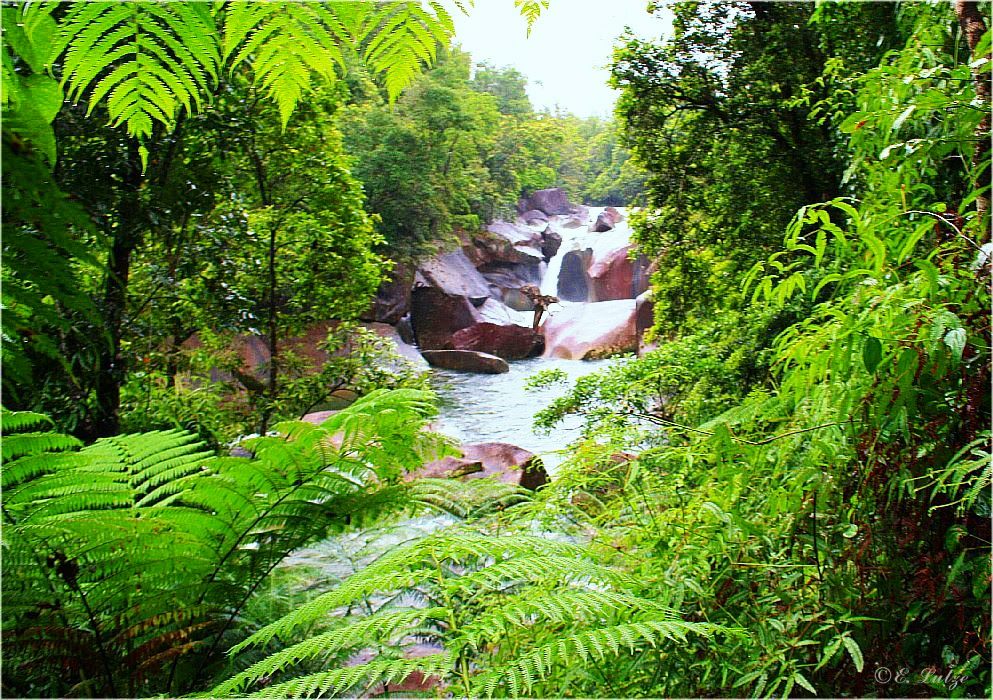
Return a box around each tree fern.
[1,388,444,696]
[211,530,732,698]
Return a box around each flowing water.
[428,206,631,471]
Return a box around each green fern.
[211,530,732,698]
[1,389,444,696]
[514,0,548,37]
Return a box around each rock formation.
[541,299,638,360]
[420,349,510,373]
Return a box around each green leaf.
[793,671,817,695]
[943,328,966,362]
[862,336,883,373]
[841,635,864,672]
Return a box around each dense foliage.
[2,1,990,699]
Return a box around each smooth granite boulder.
[421,349,509,373]
[541,300,638,360]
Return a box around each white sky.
[450,0,673,119]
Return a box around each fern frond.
[410,477,532,519]
[214,607,443,696]
[1,408,55,433]
[254,652,453,699]
[55,1,219,166]
[474,616,728,698]
[222,1,345,128]
[514,0,547,37]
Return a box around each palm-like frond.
[213,530,732,698]
[55,1,219,166]
[1,389,440,696]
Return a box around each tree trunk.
[90,140,143,439]
[956,1,991,239]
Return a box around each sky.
[450,0,673,119]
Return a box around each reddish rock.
[541,300,638,360]
[450,322,543,360]
[410,442,549,490]
[523,187,574,216]
[593,206,625,232]
[361,262,414,325]
[520,209,549,224]
[589,243,646,301]
[410,287,481,350]
[421,349,509,374]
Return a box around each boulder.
[450,322,543,360]
[361,262,413,325]
[421,349,509,374]
[540,226,562,261]
[520,209,549,225]
[588,243,646,301]
[479,261,543,311]
[592,206,625,232]
[476,298,536,327]
[409,287,481,350]
[415,249,491,305]
[361,321,428,368]
[411,442,549,490]
[461,222,543,268]
[541,300,638,360]
[523,187,574,216]
[556,249,593,302]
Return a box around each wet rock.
[409,287,481,350]
[479,261,543,311]
[476,298,536,327]
[541,299,638,360]
[523,187,574,216]
[421,349,509,374]
[416,249,491,304]
[362,321,428,368]
[450,322,543,360]
[556,249,593,302]
[411,442,549,490]
[540,226,562,261]
[592,206,624,232]
[361,262,413,325]
[636,289,657,355]
[520,209,549,224]
[588,243,646,301]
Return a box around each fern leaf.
[56,1,219,162]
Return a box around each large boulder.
[523,187,574,216]
[593,206,625,232]
[462,221,544,267]
[361,321,428,369]
[520,209,549,225]
[411,442,548,490]
[541,300,638,360]
[361,262,413,325]
[416,249,491,304]
[556,249,593,302]
[409,287,481,350]
[588,243,650,301]
[479,261,543,311]
[476,297,536,327]
[450,322,543,360]
[421,349,509,374]
[540,226,562,261]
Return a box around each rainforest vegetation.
[1,1,990,698]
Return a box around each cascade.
[427,203,648,471]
